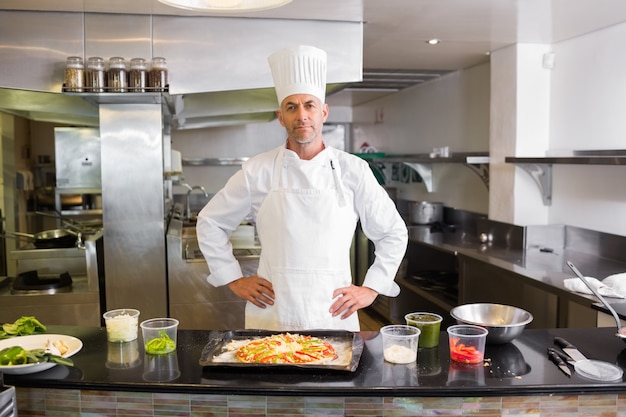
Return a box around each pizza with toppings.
[235,333,338,364]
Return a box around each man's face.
[277,94,329,146]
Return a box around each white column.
[489,43,552,225]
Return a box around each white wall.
[347,20,626,237]
[547,22,626,235]
[350,62,491,214]
[171,63,492,214]
[489,43,552,227]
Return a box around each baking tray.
[199,330,364,372]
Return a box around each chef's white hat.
[268,45,327,106]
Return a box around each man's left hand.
[329,285,378,319]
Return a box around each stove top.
[10,270,72,295]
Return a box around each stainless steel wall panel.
[84,13,153,63]
[153,15,362,94]
[100,103,167,318]
[0,10,362,95]
[0,11,84,91]
[0,9,362,126]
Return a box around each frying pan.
[34,211,103,231]
[3,229,78,249]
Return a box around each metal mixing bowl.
[450,303,533,344]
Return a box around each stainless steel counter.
[0,275,100,326]
[0,238,102,326]
[405,219,626,328]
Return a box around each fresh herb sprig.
[145,330,176,354]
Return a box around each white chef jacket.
[196,144,408,298]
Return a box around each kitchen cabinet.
[505,150,626,205]
[390,239,459,328]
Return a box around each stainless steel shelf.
[505,150,626,206]
[505,156,626,165]
[377,152,489,164]
[63,91,174,116]
[363,152,490,191]
[182,157,249,166]
[59,209,102,216]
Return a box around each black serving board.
[199,329,364,372]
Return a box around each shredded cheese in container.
[104,311,139,342]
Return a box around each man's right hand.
[228,275,275,308]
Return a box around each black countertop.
[4,325,626,397]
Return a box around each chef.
[196,45,408,331]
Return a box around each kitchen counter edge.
[3,326,626,398]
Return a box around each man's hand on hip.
[228,275,275,308]
[330,285,378,319]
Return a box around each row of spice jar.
[64,56,169,93]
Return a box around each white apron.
[247,147,359,331]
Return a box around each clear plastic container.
[405,312,443,348]
[149,57,168,92]
[129,58,148,93]
[103,308,140,342]
[85,57,106,93]
[380,324,420,364]
[64,56,84,92]
[141,318,178,354]
[447,324,488,364]
[107,56,127,92]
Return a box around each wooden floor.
[358,307,391,331]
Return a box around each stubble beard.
[289,125,320,146]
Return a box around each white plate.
[0,334,82,375]
[574,359,624,382]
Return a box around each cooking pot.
[4,229,78,249]
[409,201,443,225]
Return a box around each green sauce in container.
[405,313,443,348]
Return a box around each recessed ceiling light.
[157,0,292,12]
[426,39,440,45]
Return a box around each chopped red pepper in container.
[447,325,488,364]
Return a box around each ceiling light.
[426,39,440,45]
[157,0,293,12]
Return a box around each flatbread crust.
[236,333,337,364]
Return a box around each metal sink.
[176,222,260,261]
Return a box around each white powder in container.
[384,344,417,364]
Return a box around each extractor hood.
[0,89,100,127]
[0,73,448,129]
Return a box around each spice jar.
[107,57,127,92]
[128,58,147,93]
[85,57,106,93]
[149,57,168,92]
[64,56,84,92]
